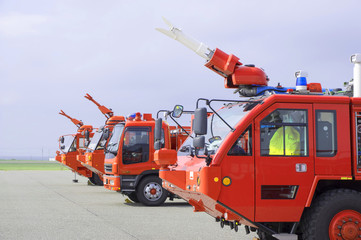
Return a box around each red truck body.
[157,95,361,236]
[103,112,189,206]
[155,19,361,239]
[78,116,125,185]
[55,124,94,179]
[76,94,125,185]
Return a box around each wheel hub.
[329,210,361,240]
[143,182,162,201]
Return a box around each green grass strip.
[0,160,69,171]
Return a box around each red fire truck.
[76,94,125,186]
[55,110,94,182]
[103,110,190,206]
[155,19,361,239]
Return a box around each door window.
[122,128,150,164]
[228,125,252,156]
[315,110,337,157]
[260,109,308,156]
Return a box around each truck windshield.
[178,102,258,156]
[106,123,125,156]
[60,135,76,153]
[86,130,104,152]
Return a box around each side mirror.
[103,128,110,140]
[193,136,205,149]
[193,107,207,135]
[85,130,90,142]
[60,136,65,144]
[154,118,162,150]
[172,105,184,118]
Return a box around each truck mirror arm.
[168,114,192,137]
[194,148,212,166]
[156,109,193,137]
[156,110,170,119]
[196,98,263,133]
[196,98,236,132]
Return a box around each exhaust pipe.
[351,54,361,97]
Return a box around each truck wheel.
[88,173,104,186]
[136,176,167,206]
[127,192,139,203]
[301,189,361,240]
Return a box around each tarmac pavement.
[0,170,257,240]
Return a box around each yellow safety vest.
[269,126,300,156]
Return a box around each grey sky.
[0,0,360,158]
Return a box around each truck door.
[217,124,255,221]
[121,127,153,173]
[314,103,351,175]
[254,103,314,222]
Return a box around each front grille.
[104,164,112,173]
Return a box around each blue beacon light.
[295,70,308,91]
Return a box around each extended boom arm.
[59,110,83,128]
[84,93,114,119]
[157,17,268,90]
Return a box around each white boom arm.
[156,17,214,61]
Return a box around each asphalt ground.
[0,170,257,240]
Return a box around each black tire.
[300,188,361,240]
[128,192,139,203]
[136,176,167,206]
[88,173,104,186]
[257,229,277,240]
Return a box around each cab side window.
[69,138,77,152]
[260,109,308,156]
[122,127,150,164]
[79,137,89,150]
[315,110,337,157]
[228,126,252,156]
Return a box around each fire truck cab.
[55,124,94,180]
[55,110,94,181]
[155,94,361,239]
[78,116,125,186]
[77,93,126,186]
[103,112,189,206]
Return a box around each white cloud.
[0,12,48,37]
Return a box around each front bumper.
[103,175,121,191]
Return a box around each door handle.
[295,163,307,172]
